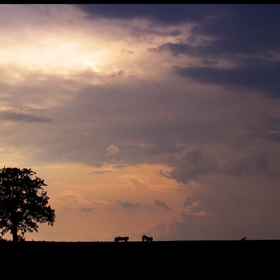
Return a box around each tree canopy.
[0,167,55,242]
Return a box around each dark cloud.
[192,5,280,57]
[154,200,171,211]
[77,5,280,57]
[168,146,218,184]
[118,200,142,212]
[174,58,280,98]
[149,43,195,56]
[223,150,268,177]
[245,113,280,144]
[75,4,216,25]
[0,110,53,123]
[145,5,280,57]
[133,5,280,100]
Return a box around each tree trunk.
[11,216,19,242]
[11,225,18,242]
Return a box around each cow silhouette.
[114,236,129,242]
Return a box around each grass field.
[1,239,278,274]
[1,239,279,256]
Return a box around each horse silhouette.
[142,235,153,242]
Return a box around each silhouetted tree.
[0,167,55,242]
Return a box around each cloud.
[174,59,280,98]
[52,190,93,211]
[154,200,171,210]
[75,4,216,25]
[223,150,268,177]
[90,170,112,175]
[149,42,195,56]
[76,5,280,57]
[106,144,119,156]
[0,110,53,123]
[246,113,280,144]
[166,145,218,184]
[117,200,142,212]
[191,5,280,57]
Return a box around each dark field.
[1,240,278,274]
[2,239,280,254]
[1,239,279,257]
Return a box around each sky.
[1,4,280,242]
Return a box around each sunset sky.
[1,4,280,242]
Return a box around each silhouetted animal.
[241,236,247,241]
[114,236,129,242]
[142,235,153,242]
